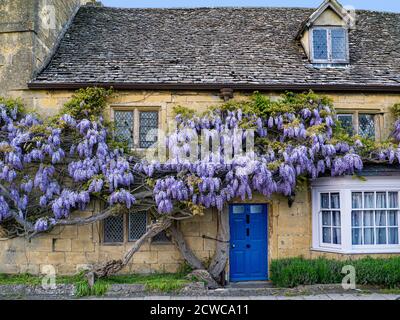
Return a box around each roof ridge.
[87,6,313,10]
[83,6,400,14]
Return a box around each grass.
[0,272,189,297]
[101,273,189,293]
[380,288,400,295]
[0,273,81,286]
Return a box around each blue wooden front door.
[229,204,268,282]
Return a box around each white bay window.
[312,176,400,254]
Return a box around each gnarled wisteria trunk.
[89,216,227,288]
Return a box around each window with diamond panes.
[337,114,354,136]
[313,29,328,60]
[103,215,124,243]
[337,113,378,140]
[311,27,348,63]
[359,114,375,139]
[114,111,134,148]
[128,212,147,241]
[139,111,158,148]
[331,29,347,60]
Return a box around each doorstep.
[225,281,274,289]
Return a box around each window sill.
[101,242,124,246]
[310,63,349,69]
[151,241,172,245]
[311,247,400,255]
[101,240,146,246]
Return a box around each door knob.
[246,244,251,249]
[232,244,236,248]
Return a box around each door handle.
[231,244,236,248]
[246,244,251,249]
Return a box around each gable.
[314,8,347,26]
[299,8,348,61]
[297,1,353,63]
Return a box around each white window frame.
[310,26,349,64]
[318,191,342,250]
[312,176,400,254]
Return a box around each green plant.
[0,96,26,115]
[270,257,400,288]
[60,87,113,120]
[74,279,109,297]
[0,273,41,286]
[173,105,196,119]
[392,103,400,118]
[176,261,193,276]
[144,278,188,292]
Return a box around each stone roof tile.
[30,6,400,89]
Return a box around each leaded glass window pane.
[337,114,353,136]
[104,215,124,243]
[128,212,147,241]
[331,28,347,60]
[358,114,375,139]
[313,29,328,60]
[139,111,158,148]
[114,111,134,147]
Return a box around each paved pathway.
[88,294,400,300]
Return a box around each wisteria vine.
[0,91,399,237]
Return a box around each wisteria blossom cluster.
[0,103,137,232]
[0,92,400,235]
[137,94,400,214]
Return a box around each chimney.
[0,0,91,97]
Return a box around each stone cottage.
[1,0,400,282]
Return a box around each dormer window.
[311,27,349,64]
